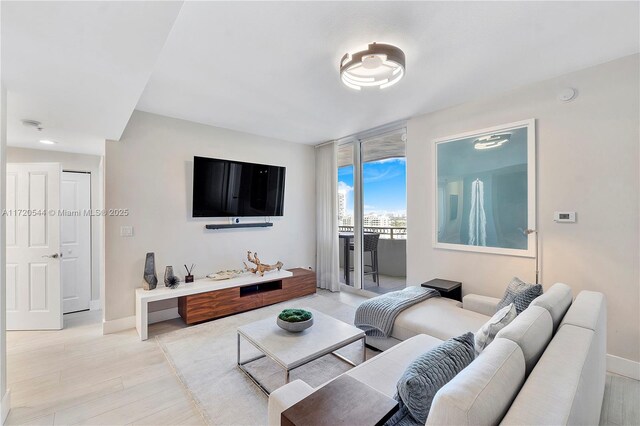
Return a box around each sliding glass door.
[337,125,407,293]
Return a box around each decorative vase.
[143,252,158,291]
[277,317,314,333]
[164,266,175,287]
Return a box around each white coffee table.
[237,308,366,394]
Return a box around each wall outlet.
[229,217,241,224]
[120,226,134,237]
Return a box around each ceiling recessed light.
[340,42,405,91]
[39,139,57,145]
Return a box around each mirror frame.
[432,119,536,257]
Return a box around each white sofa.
[365,293,498,351]
[268,284,607,426]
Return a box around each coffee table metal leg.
[237,332,273,395]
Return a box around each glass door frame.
[337,121,406,292]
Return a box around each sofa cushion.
[559,291,605,333]
[475,303,517,355]
[389,333,475,425]
[426,338,526,426]
[500,324,604,426]
[391,297,489,342]
[346,333,443,398]
[495,306,553,375]
[496,277,543,314]
[529,283,572,331]
[463,294,501,316]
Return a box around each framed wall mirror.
[433,119,536,257]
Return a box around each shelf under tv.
[205,222,273,230]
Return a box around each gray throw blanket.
[355,286,440,338]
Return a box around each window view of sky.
[338,157,407,215]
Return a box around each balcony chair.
[349,233,380,285]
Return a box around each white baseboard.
[607,354,640,380]
[148,307,180,324]
[102,316,135,335]
[1,389,11,424]
[89,299,101,311]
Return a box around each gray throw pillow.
[474,303,517,355]
[496,277,543,314]
[386,332,475,426]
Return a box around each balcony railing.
[338,225,407,240]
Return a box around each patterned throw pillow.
[386,332,475,426]
[496,277,543,314]
[474,303,517,355]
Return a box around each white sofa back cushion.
[560,291,606,333]
[500,325,601,425]
[501,290,606,426]
[529,283,572,331]
[426,338,525,426]
[495,305,553,375]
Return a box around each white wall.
[104,111,316,322]
[407,54,639,363]
[6,147,104,305]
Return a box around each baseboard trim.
[1,389,11,424]
[89,299,101,311]
[607,354,640,380]
[148,307,180,324]
[102,316,135,335]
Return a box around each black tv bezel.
[192,156,286,218]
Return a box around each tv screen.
[192,156,285,217]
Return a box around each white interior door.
[6,163,63,330]
[61,172,91,314]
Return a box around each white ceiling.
[3,1,639,154]
[2,1,183,154]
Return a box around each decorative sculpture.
[143,252,158,291]
[164,266,178,288]
[243,251,284,276]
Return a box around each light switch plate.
[120,226,134,237]
[554,212,576,223]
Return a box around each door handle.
[42,253,62,259]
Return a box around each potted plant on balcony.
[277,309,314,332]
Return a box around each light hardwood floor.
[5,304,639,426]
[6,310,205,426]
[600,373,640,426]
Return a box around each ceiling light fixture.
[39,139,57,145]
[340,42,405,90]
[474,133,510,150]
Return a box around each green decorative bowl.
[277,309,314,333]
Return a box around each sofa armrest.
[267,379,314,426]
[463,294,501,316]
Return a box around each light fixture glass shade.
[340,42,405,90]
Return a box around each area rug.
[156,292,376,426]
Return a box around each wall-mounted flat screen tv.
[192,156,286,217]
